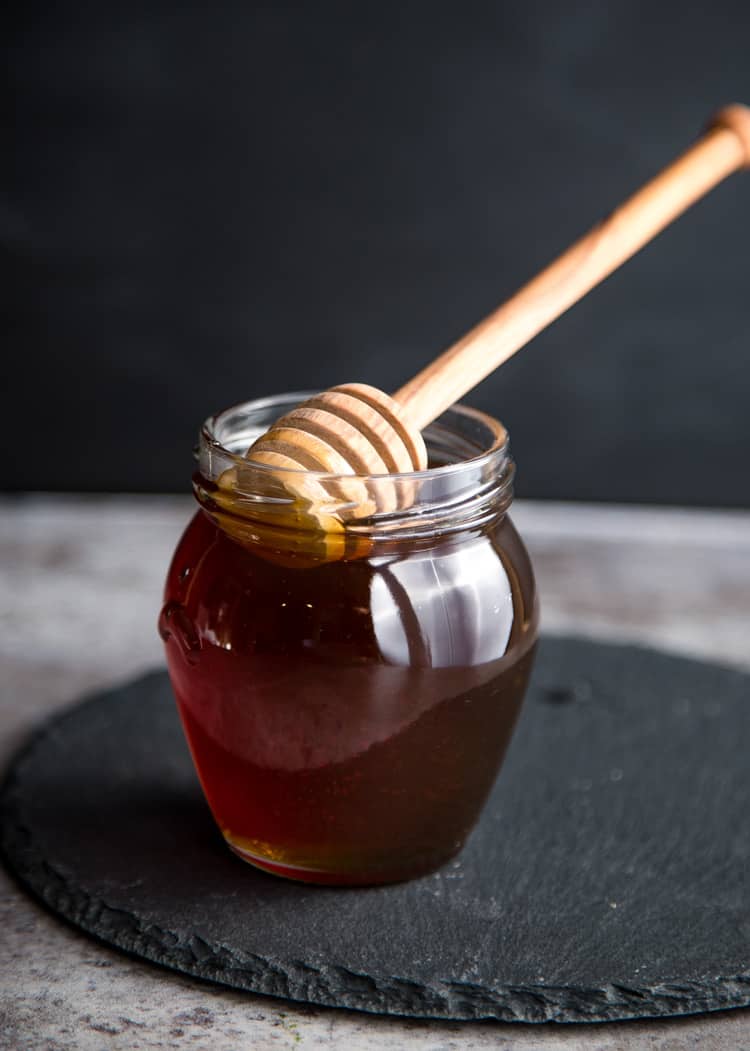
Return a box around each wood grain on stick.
[394,105,750,430]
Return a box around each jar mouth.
[199,390,510,484]
[195,392,515,554]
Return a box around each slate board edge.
[2,650,750,1024]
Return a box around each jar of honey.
[160,392,538,885]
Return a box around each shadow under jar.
[160,393,538,886]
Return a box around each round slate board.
[2,637,749,1023]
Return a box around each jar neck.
[193,393,515,559]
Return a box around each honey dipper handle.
[395,104,750,430]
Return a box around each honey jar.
[160,393,538,884]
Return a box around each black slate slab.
[1,637,749,1023]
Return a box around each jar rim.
[199,390,510,483]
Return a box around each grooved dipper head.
[246,383,428,477]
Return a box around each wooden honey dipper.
[246,105,750,506]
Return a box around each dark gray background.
[4,1,749,505]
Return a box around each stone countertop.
[1,494,749,1051]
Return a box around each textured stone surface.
[3,495,750,1049]
[2,638,749,1023]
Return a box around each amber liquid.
[161,509,537,884]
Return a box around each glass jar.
[160,392,538,885]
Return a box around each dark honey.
[161,500,537,885]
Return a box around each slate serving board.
[1,637,749,1023]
